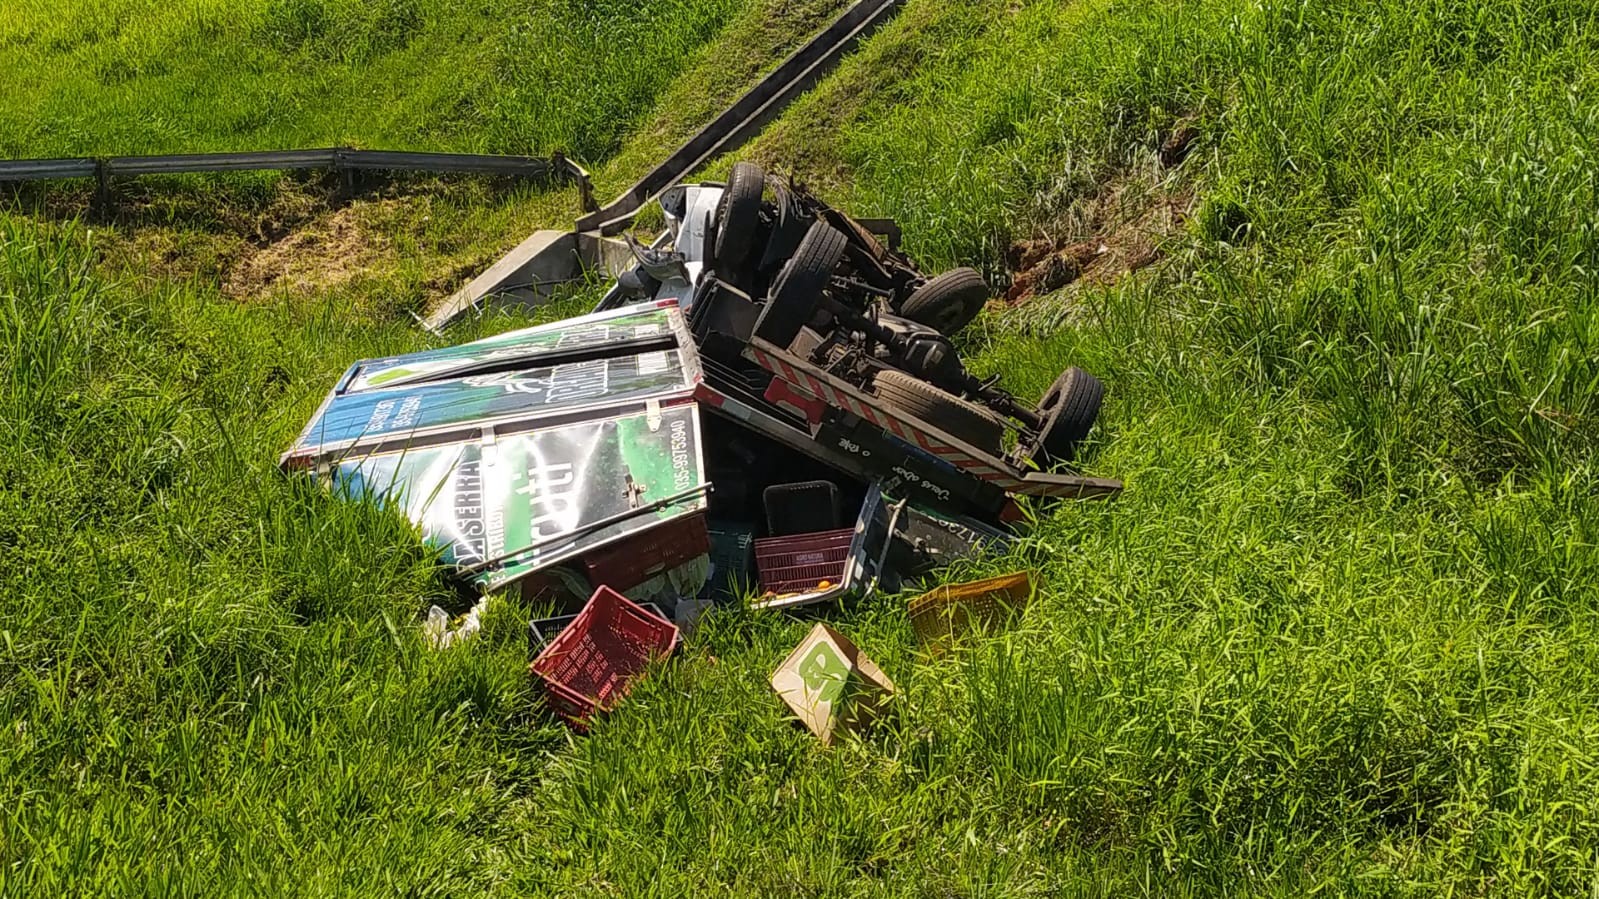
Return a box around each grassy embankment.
[0,0,758,159]
[7,0,1599,894]
[0,0,808,316]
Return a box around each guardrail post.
[551,152,598,213]
[335,149,358,199]
[93,160,112,219]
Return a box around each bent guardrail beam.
[420,229,635,334]
[575,0,906,236]
[428,0,906,330]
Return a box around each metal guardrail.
[102,149,343,176]
[0,158,101,180]
[0,148,593,207]
[576,0,907,236]
[337,149,558,177]
[430,0,906,330]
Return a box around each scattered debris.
[529,586,679,730]
[423,595,491,650]
[908,571,1032,654]
[703,523,757,601]
[282,303,714,597]
[771,623,895,745]
[582,515,712,600]
[672,598,715,635]
[285,159,1124,731]
[749,483,902,611]
[755,529,853,595]
[529,600,672,653]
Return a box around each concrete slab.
[579,232,635,279]
[423,230,581,332]
[423,230,636,333]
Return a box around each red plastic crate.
[755,528,854,595]
[583,513,710,591]
[528,586,680,729]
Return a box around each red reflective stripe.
[772,359,819,401]
[829,385,867,421]
[693,383,724,407]
[752,348,777,374]
[817,381,841,409]
[756,347,1044,491]
[878,411,914,444]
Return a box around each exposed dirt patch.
[1160,117,1201,169]
[78,177,339,287]
[224,200,400,299]
[14,174,547,313]
[101,227,244,286]
[1003,173,1194,306]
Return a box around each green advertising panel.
[329,403,707,589]
[292,351,689,459]
[346,304,677,393]
[284,304,695,467]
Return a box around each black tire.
[870,369,1006,455]
[899,268,990,335]
[713,162,766,269]
[1032,367,1103,465]
[753,221,847,347]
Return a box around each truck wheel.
[898,268,990,335]
[713,162,766,270]
[1031,367,1103,465]
[753,220,846,347]
[870,369,1006,455]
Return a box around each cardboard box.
[770,624,895,745]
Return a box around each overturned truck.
[285,162,1121,617]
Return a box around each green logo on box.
[798,642,850,704]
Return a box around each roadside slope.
[0,0,864,318]
[6,0,1599,895]
[520,0,1599,892]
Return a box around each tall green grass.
[0,0,748,160]
[0,216,603,893]
[725,0,1599,891]
[7,0,1599,894]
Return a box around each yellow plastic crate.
[907,572,1033,652]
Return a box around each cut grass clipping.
[5,0,1599,894]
